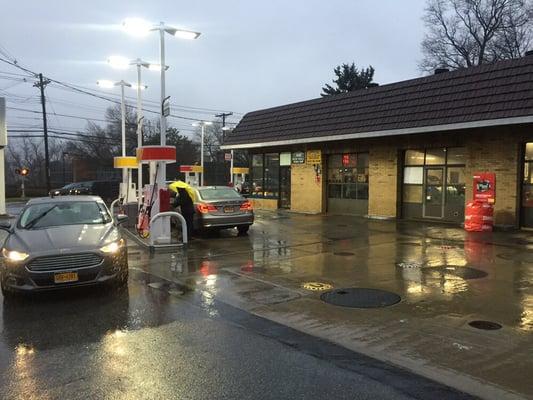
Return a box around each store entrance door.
[279,166,291,209]
[423,168,444,218]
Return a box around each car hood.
[6,223,119,254]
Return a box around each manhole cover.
[468,320,502,330]
[424,266,488,280]
[302,282,333,291]
[333,252,355,256]
[320,288,401,308]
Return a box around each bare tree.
[420,0,533,72]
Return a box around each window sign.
[306,150,322,165]
[280,152,291,166]
[292,151,305,164]
[403,167,423,184]
[342,154,356,167]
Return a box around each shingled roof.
[224,55,533,148]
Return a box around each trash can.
[465,201,493,232]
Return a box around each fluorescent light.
[173,29,201,40]
[122,18,152,37]
[147,63,169,71]
[97,80,115,89]
[131,83,147,90]
[108,55,130,70]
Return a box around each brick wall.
[368,145,398,218]
[464,130,520,227]
[291,162,324,214]
[250,198,278,210]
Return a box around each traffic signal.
[15,167,29,176]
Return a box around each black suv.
[50,181,120,204]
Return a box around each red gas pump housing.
[159,188,170,212]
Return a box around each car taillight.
[197,203,217,214]
[240,200,253,211]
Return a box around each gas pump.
[179,165,203,187]
[136,146,176,243]
[232,167,249,191]
[114,156,138,203]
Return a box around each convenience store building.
[222,55,533,229]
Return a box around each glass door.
[279,166,291,209]
[423,168,444,218]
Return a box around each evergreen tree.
[321,63,377,96]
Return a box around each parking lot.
[1,205,532,399]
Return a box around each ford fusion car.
[0,196,128,297]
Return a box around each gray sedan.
[192,186,254,234]
[0,196,128,297]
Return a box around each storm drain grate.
[468,320,502,330]
[333,252,355,257]
[321,288,401,308]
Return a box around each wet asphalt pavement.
[0,268,471,400]
[1,204,531,398]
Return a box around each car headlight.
[2,248,30,262]
[100,239,125,253]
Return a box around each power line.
[0,56,241,122]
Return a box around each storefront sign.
[291,151,305,164]
[306,150,322,165]
[473,172,496,203]
[231,167,249,175]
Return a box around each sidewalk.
[130,211,533,399]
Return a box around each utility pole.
[216,112,233,183]
[35,74,51,193]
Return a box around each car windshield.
[199,188,242,201]
[19,201,112,229]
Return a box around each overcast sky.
[1,0,427,136]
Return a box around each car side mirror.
[115,214,128,225]
[0,220,12,232]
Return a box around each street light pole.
[201,124,205,186]
[159,23,167,147]
[136,62,143,209]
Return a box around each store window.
[264,153,280,197]
[250,153,280,198]
[521,143,533,227]
[402,147,466,221]
[327,152,369,200]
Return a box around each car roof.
[27,195,103,205]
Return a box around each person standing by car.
[173,186,195,239]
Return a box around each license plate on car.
[54,272,78,284]
[223,206,234,213]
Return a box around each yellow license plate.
[224,206,234,213]
[54,272,78,283]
